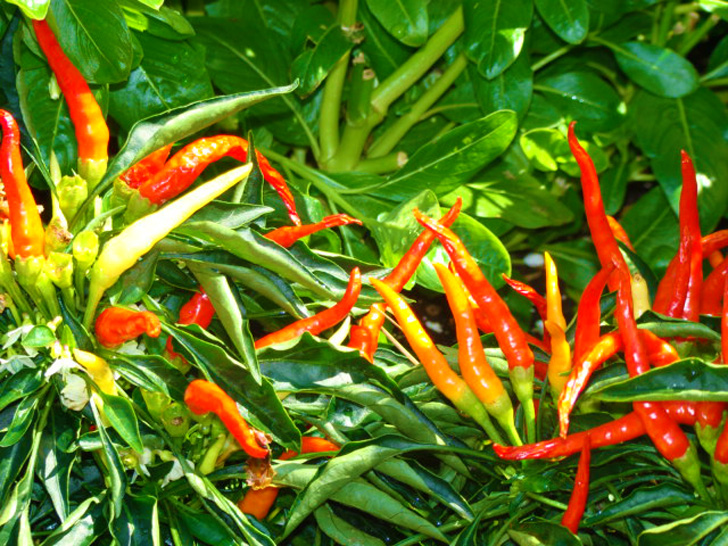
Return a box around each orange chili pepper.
[544,252,571,397]
[265,214,362,248]
[95,306,161,348]
[255,268,361,349]
[184,379,268,458]
[606,216,635,251]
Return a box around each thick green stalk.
[327,6,465,172]
[319,0,359,165]
[368,53,467,158]
[356,152,407,174]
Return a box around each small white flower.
[161,458,186,488]
[60,373,89,411]
[0,355,36,375]
[2,324,34,350]
[44,357,81,379]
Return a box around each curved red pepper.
[255,268,361,349]
[120,145,173,189]
[573,264,614,363]
[700,254,728,316]
[166,290,216,359]
[138,135,300,225]
[32,20,109,164]
[561,434,591,534]
[95,306,161,348]
[348,303,386,362]
[502,275,550,347]
[606,216,635,252]
[265,214,362,247]
[0,110,45,258]
[184,379,268,458]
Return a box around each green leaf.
[21,325,55,348]
[463,0,533,79]
[291,24,352,96]
[638,511,728,546]
[109,354,188,401]
[38,410,79,522]
[97,392,144,453]
[113,495,160,546]
[165,324,300,450]
[188,263,261,383]
[584,483,697,525]
[39,495,106,546]
[606,40,699,98]
[590,359,728,402]
[536,71,624,132]
[366,0,428,47]
[48,0,134,84]
[116,250,158,305]
[118,0,194,40]
[187,202,272,229]
[90,402,127,518]
[470,51,533,121]
[0,395,37,447]
[630,89,728,233]
[358,0,412,80]
[88,82,296,208]
[314,504,386,546]
[108,32,214,131]
[509,521,581,545]
[5,0,50,19]
[0,369,43,413]
[276,464,447,542]
[700,0,728,20]
[283,435,450,537]
[380,111,518,200]
[534,0,588,44]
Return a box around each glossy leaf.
[534,0,588,44]
[0,395,37,447]
[358,0,412,80]
[584,483,697,525]
[470,52,533,121]
[314,504,386,546]
[608,41,699,98]
[113,495,160,546]
[638,511,728,546]
[5,0,50,18]
[48,0,134,84]
[463,0,533,79]
[366,0,428,47]
[97,391,144,454]
[291,24,352,96]
[381,110,518,200]
[509,521,581,546]
[38,410,79,521]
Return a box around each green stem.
[522,397,536,444]
[674,2,699,15]
[531,45,573,72]
[327,6,465,172]
[368,53,468,158]
[677,14,718,56]
[655,1,677,46]
[702,76,728,88]
[525,492,568,511]
[370,7,464,116]
[355,152,407,174]
[319,0,359,165]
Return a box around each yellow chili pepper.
[435,264,521,445]
[544,252,571,396]
[370,278,504,444]
[83,164,252,329]
[73,348,116,395]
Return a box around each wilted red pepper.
[135,135,300,225]
[0,110,45,258]
[255,268,361,349]
[95,306,161,348]
[119,145,173,189]
[32,20,109,186]
[561,434,591,534]
[184,379,268,458]
[347,199,462,360]
[265,214,361,247]
[238,436,339,520]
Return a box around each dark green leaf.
[48,0,133,84]
[165,323,300,449]
[116,250,159,305]
[97,391,144,453]
[379,110,518,200]
[366,0,428,47]
[118,0,194,41]
[0,394,37,447]
[91,402,127,518]
[108,32,213,130]
[584,483,697,525]
[534,0,589,44]
[314,504,386,546]
[470,51,533,120]
[291,24,352,96]
[113,495,160,546]
[509,521,581,545]
[630,89,728,233]
[607,40,699,98]
[359,0,412,80]
[39,410,79,521]
[0,368,43,413]
[109,354,188,401]
[463,0,533,79]
[638,511,728,546]
[40,496,106,546]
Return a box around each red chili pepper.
[265,214,362,248]
[494,402,698,460]
[606,216,635,252]
[119,145,173,189]
[255,268,361,349]
[238,436,339,519]
[166,289,216,359]
[724,274,728,364]
[347,199,462,360]
[184,379,268,458]
[94,306,161,348]
[0,110,45,258]
[32,20,109,183]
[709,250,724,268]
[700,254,728,316]
[654,152,702,319]
[501,274,550,347]
[573,264,614,363]
[348,303,386,362]
[703,231,728,257]
[137,135,300,224]
[561,434,591,534]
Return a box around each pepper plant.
[1,0,728,544]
